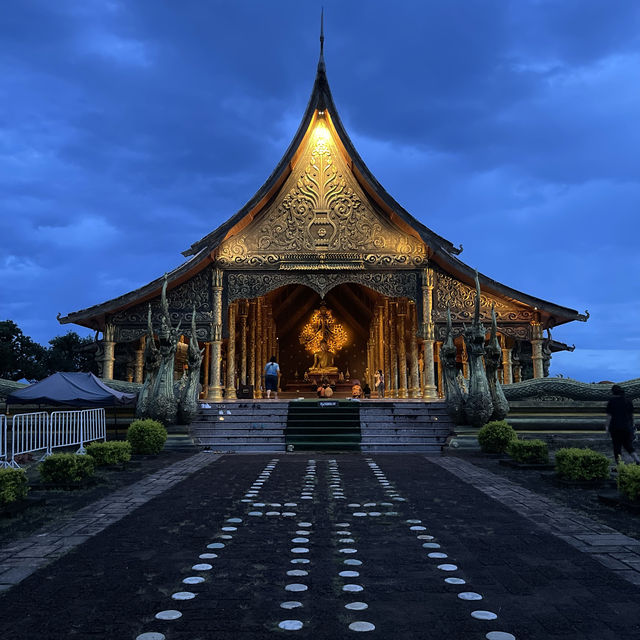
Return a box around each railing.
[9,408,107,468]
[0,415,7,468]
[10,411,49,468]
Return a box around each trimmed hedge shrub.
[0,468,29,505]
[39,453,95,484]
[86,441,132,466]
[554,448,609,481]
[477,420,517,454]
[506,439,549,464]
[617,462,640,501]
[127,419,167,455]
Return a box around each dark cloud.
[1,0,638,382]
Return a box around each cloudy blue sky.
[1,0,638,382]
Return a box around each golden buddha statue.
[310,340,338,373]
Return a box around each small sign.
[319,400,338,407]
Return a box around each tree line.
[0,320,98,382]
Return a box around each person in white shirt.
[264,356,280,399]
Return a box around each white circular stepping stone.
[227,518,242,523]
[410,526,426,531]
[240,499,252,503]
[136,633,165,640]
[249,511,263,516]
[380,502,393,506]
[385,511,399,516]
[353,512,368,517]
[278,620,303,630]
[393,497,406,502]
[438,564,458,571]
[339,538,355,544]
[445,577,466,585]
[282,512,297,517]
[418,535,434,540]
[285,583,308,592]
[183,576,205,584]
[335,523,350,527]
[406,519,422,524]
[296,530,311,536]
[291,559,310,564]
[458,592,483,601]
[155,610,182,620]
[207,543,225,549]
[368,512,381,517]
[339,548,357,554]
[172,591,196,600]
[339,571,360,577]
[298,522,312,527]
[285,502,297,507]
[348,503,361,508]
[343,584,364,592]
[199,553,218,559]
[253,502,266,507]
[192,563,213,571]
[220,534,233,540]
[291,547,309,553]
[345,602,368,611]
[344,559,362,566]
[280,601,303,609]
[349,621,375,632]
[287,570,308,577]
[266,511,281,516]
[428,553,448,559]
[486,633,515,640]
[472,611,498,621]
[423,543,440,548]
[221,526,237,531]
[364,502,376,507]
[292,537,309,543]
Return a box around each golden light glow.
[299,303,348,355]
[312,118,331,145]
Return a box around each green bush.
[0,468,29,505]
[617,462,640,501]
[86,441,132,466]
[127,419,167,455]
[39,453,95,484]
[477,420,517,453]
[507,439,549,464]
[554,448,610,481]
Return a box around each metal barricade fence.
[10,411,50,468]
[49,410,84,452]
[0,415,7,468]
[79,408,106,453]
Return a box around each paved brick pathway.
[431,456,640,586]
[0,451,219,591]
[0,453,638,640]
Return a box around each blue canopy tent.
[6,372,137,407]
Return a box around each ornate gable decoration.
[216,115,427,269]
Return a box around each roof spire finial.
[318,7,325,72]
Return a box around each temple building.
[59,38,587,401]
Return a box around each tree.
[0,320,48,381]
[46,332,98,375]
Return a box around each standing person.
[374,369,385,398]
[264,356,280,400]
[606,384,639,465]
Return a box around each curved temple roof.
[59,48,587,331]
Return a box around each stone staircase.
[360,401,454,453]
[189,401,287,452]
[187,400,454,453]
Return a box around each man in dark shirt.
[605,384,639,464]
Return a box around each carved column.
[408,302,421,398]
[383,300,392,397]
[226,302,237,399]
[207,269,224,401]
[531,321,544,379]
[435,341,444,397]
[102,323,116,380]
[420,268,438,399]
[502,347,513,385]
[397,300,408,398]
[254,299,263,398]
[134,336,145,384]
[388,300,398,397]
[203,342,210,396]
[376,304,384,379]
[248,300,256,391]
[461,341,469,379]
[239,300,248,385]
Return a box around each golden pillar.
[376,304,385,381]
[134,335,145,384]
[248,300,256,391]
[203,342,210,396]
[254,299,263,398]
[239,300,248,385]
[531,320,544,379]
[461,340,469,379]
[207,268,224,401]
[397,300,408,398]
[102,323,116,381]
[226,302,237,399]
[420,268,438,398]
[502,347,513,385]
[388,300,398,396]
[435,341,444,397]
[383,299,392,397]
[408,302,421,398]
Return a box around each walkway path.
[0,454,638,639]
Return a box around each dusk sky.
[1,1,638,383]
